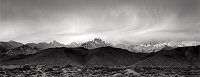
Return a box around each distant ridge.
[26,40,66,51]
[1,39,200,63]
[1,39,200,55]
[114,41,200,53]
[6,45,39,56]
[81,38,112,49]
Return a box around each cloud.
[0,0,199,44]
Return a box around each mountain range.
[1,45,199,67]
[114,41,200,53]
[0,38,199,66]
[1,38,200,56]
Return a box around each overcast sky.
[0,0,200,44]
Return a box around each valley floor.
[0,65,200,77]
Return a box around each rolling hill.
[2,47,88,65]
[1,45,199,67]
[134,45,200,67]
[86,47,141,66]
[1,47,142,66]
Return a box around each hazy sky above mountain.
[0,0,200,44]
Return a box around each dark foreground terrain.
[0,43,200,77]
[0,65,200,77]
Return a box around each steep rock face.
[81,38,112,49]
[6,45,39,56]
[50,40,66,47]
[66,42,81,48]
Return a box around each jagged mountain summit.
[81,38,112,49]
[50,40,67,47]
[66,42,82,48]
[79,38,200,53]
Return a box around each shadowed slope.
[86,47,141,66]
[0,45,8,54]
[183,46,200,66]
[3,47,88,65]
[1,47,142,66]
[134,46,200,67]
[2,46,199,66]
